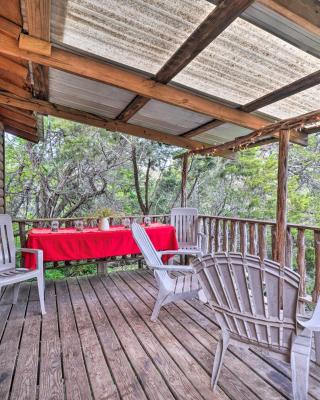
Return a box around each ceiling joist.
[0,92,238,154]
[190,109,320,156]
[182,69,320,138]
[0,33,271,131]
[116,0,255,122]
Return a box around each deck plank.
[39,280,64,400]
[0,284,30,400]
[0,270,319,400]
[55,280,92,400]
[10,284,41,400]
[67,277,120,400]
[89,275,175,400]
[78,277,148,400]
[139,270,318,400]
[124,271,283,400]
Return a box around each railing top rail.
[12,214,169,223]
[199,215,320,232]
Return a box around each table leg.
[97,261,108,275]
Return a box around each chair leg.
[291,329,312,400]
[13,283,20,304]
[211,330,229,391]
[37,274,46,315]
[151,289,168,322]
[314,332,320,366]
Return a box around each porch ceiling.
[48,0,319,146]
[0,0,319,150]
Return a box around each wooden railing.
[198,215,320,303]
[13,214,320,302]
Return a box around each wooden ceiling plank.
[0,78,31,98]
[116,0,255,122]
[3,125,38,143]
[182,69,320,138]
[0,54,28,80]
[24,0,51,100]
[190,108,320,156]
[0,106,36,127]
[0,34,271,130]
[0,0,22,25]
[258,0,320,37]
[0,16,21,39]
[2,117,37,135]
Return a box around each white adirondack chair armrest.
[158,249,202,256]
[16,248,44,270]
[297,297,320,332]
[150,265,193,272]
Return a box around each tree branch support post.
[274,130,290,267]
[181,153,189,207]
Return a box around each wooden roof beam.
[0,106,36,127]
[0,33,271,131]
[190,109,320,156]
[0,16,21,39]
[0,78,32,98]
[116,0,255,122]
[258,0,320,37]
[24,0,51,100]
[0,92,238,154]
[2,117,37,135]
[182,69,320,138]
[3,125,39,143]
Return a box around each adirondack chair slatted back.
[0,215,16,271]
[171,208,198,249]
[193,252,300,354]
[131,222,173,289]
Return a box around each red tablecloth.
[25,223,178,269]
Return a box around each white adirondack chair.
[0,214,45,315]
[170,208,207,257]
[131,222,202,321]
[193,252,320,400]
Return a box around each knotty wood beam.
[0,55,28,81]
[0,34,271,130]
[0,0,22,25]
[0,16,21,39]
[182,69,320,138]
[116,0,255,122]
[0,106,36,127]
[2,117,37,135]
[190,108,320,156]
[274,129,290,266]
[0,92,231,152]
[19,33,51,57]
[0,78,32,98]
[3,125,38,143]
[24,0,51,100]
[181,154,189,207]
[259,0,320,37]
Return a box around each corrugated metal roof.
[49,69,136,118]
[128,100,212,135]
[49,0,320,147]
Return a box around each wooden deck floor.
[0,269,319,400]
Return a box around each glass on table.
[123,218,131,229]
[144,216,151,227]
[51,220,59,232]
[75,220,84,231]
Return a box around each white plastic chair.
[0,214,45,315]
[131,222,203,321]
[170,208,207,256]
[193,252,320,400]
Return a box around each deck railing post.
[274,130,290,266]
[181,153,188,207]
[313,230,320,302]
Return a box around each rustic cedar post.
[181,153,188,207]
[274,130,290,266]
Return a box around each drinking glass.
[123,218,130,228]
[144,216,151,227]
[75,220,84,231]
[51,220,59,232]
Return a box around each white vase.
[98,217,110,231]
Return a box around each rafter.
[0,34,271,131]
[24,0,51,100]
[116,0,255,122]
[182,69,320,138]
[190,109,320,156]
[0,92,238,154]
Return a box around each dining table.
[24,222,179,269]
